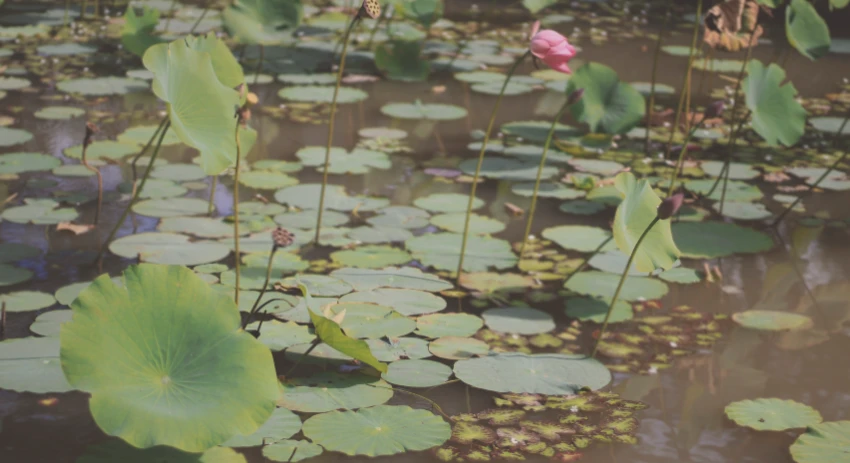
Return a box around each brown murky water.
[2,1,850,462]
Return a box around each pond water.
[1,0,850,462]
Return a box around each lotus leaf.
[541,225,615,252]
[30,310,71,337]
[340,288,446,316]
[743,61,806,146]
[430,213,505,234]
[2,198,77,224]
[612,172,680,272]
[406,233,517,273]
[38,43,96,56]
[275,184,389,211]
[381,102,467,120]
[247,320,315,351]
[133,198,209,217]
[732,310,813,331]
[0,126,34,147]
[382,359,452,387]
[790,421,850,463]
[458,157,559,181]
[33,106,85,120]
[64,141,141,160]
[158,217,234,238]
[278,85,367,103]
[239,170,298,189]
[0,264,32,286]
[565,296,633,323]
[367,206,430,229]
[60,265,279,451]
[118,125,183,146]
[109,232,231,266]
[223,0,303,45]
[0,337,73,393]
[0,152,60,175]
[302,405,451,456]
[222,407,301,447]
[567,63,645,134]
[375,40,430,81]
[482,307,555,335]
[429,336,490,360]
[786,0,831,60]
[367,337,432,362]
[330,266,452,292]
[564,271,669,301]
[726,398,822,431]
[523,0,558,13]
[296,146,390,174]
[501,120,581,143]
[327,302,416,339]
[399,0,444,28]
[454,353,611,394]
[347,226,414,244]
[122,6,164,57]
[278,371,393,412]
[513,182,584,199]
[672,221,774,259]
[414,193,483,213]
[263,440,324,462]
[416,313,484,338]
[712,201,772,220]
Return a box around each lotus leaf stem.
[456,50,531,283]
[519,100,572,259]
[315,16,360,244]
[666,119,705,197]
[163,0,178,33]
[233,123,243,305]
[188,1,211,35]
[703,110,750,199]
[369,384,452,421]
[96,121,171,262]
[244,245,280,329]
[285,338,320,377]
[645,5,672,155]
[80,138,103,226]
[662,0,702,161]
[563,235,613,285]
[130,116,167,188]
[207,176,217,216]
[64,0,71,28]
[0,301,5,338]
[591,216,660,358]
[770,112,850,228]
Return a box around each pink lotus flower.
[530,29,576,74]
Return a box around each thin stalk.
[703,111,750,199]
[520,100,571,259]
[243,245,280,329]
[645,5,671,154]
[366,13,384,49]
[456,50,531,281]
[285,338,320,377]
[131,116,167,186]
[666,119,705,197]
[662,0,702,160]
[0,301,5,338]
[718,155,732,214]
[770,112,850,228]
[368,383,452,421]
[315,16,360,244]
[163,0,178,33]
[96,122,171,262]
[591,216,660,358]
[208,176,217,216]
[233,123,243,305]
[81,139,103,225]
[188,1,211,35]
[64,0,71,28]
[563,235,613,285]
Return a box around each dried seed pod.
[272,227,295,248]
[361,0,381,19]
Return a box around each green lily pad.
[382,359,452,387]
[564,271,669,301]
[263,440,324,462]
[417,313,483,338]
[406,233,517,273]
[366,337,431,362]
[330,246,412,269]
[588,250,646,276]
[222,407,301,447]
[541,225,614,253]
[430,213,506,235]
[340,288,445,316]
[330,267,452,292]
[278,372,393,412]
[429,336,490,360]
[414,193,483,213]
[278,85,367,104]
[109,232,231,266]
[34,106,85,120]
[381,102,467,120]
[275,184,389,211]
[1,198,78,224]
[367,206,430,229]
[743,60,807,146]
[133,198,210,217]
[239,170,298,189]
[296,146,390,174]
[565,296,633,323]
[327,302,416,339]
[809,117,850,135]
[0,76,30,90]
[732,310,813,331]
[60,265,279,452]
[672,221,774,259]
[701,160,760,179]
[713,201,772,220]
[790,421,850,463]
[302,405,451,456]
[559,199,609,215]
[246,320,315,351]
[458,157,558,181]
[567,63,645,135]
[157,217,234,238]
[513,182,585,200]
[151,163,208,182]
[786,0,831,61]
[612,172,680,272]
[0,290,55,312]
[57,77,148,95]
[0,152,60,174]
[453,353,611,394]
[569,158,625,176]
[38,43,97,56]
[501,120,581,143]
[274,209,348,229]
[658,267,702,284]
[347,226,413,244]
[117,125,184,146]
[0,126,34,147]
[0,337,73,393]
[481,307,555,335]
[281,274,352,297]
[30,310,71,337]
[277,73,337,85]
[726,398,822,431]
[63,141,141,161]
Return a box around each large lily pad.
[109,232,231,266]
[672,221,774,259]
[564,271,669,301]
[56,77,148,96]
[382,359,452,388]
[0,290,55,312]
[381,102,467,120]
[278,372,393,413]
[453,353,611,394]
[330,245,412,269]
[406,233,517,273]
[275,184,388,211]
[416,313,483,338]
[567,63,645,134]
[302,405,451,457]
[743,60,806,146]
[1,198,78,224]
[790,421,850,463]
[481,307,555,335]
[726,398,822,431]
[221,407,301,447]
[0,152,60,174]
[296,146,390,174]
[732,310,813,331]
[340,288,446,316]
[0,337,73,393]
[330,267,452,292]
[541,225,614,253]
[326,302,416,339]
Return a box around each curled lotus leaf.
[790,421,850,463]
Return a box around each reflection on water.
[1,1,850,462]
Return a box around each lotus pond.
[1,0,850,462]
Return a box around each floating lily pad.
[347,226,413,244]
[501,121,581,143]
[570,158,625,176]
[559,199,608,215]
[38,43,97,56]
[279,85,367,103]
[713,201,772,220]
[658,267,702,284]
[263,440,324,462]
[430,213,505,235]
[280,274,353,297]
[57,77,148,95]
[330,246,412,269]
[454,353,611,394]
[458,157,558,181]
[0,337,73,393]
[330,267,452,292]
[60,265,279,452]
[429,336,490,360]
[109,232,231,266]
[381,102,467,120]
[414,193,483,213]
[302,405,451,456]
[0,264,33,286]
[0,290,55,312]
[296,146,391,175]
[732,310,813,331]
[541,225,614,253]
[151,163,207,182]
[672,221,774,259]
[726,398,822,431]
[809,117,850,135]
[63,141,140,161]
[240,170,298,189]
[406,233,517,273]
[33,106,85,120]
[327,302,416,339]
[382,359,452,388]
[565,296,633,323]
[0,152,60,174]
[701,160,760,179]
[278,372,393,413]
[30,310,71,337]
[222,407,301,447]
[274,209,348,229]
[417,313,484,338]
[513,182,584,200]
[482,307,555,335]
[588,250,645,276]
[2,198,77,224]
[117,125,183,146]
[564,271,669,301]
[133,198,209,217]
[790,421,850,463]
[367,337,432,362]
[157,217,234,238]
[275,184,389,211]
[0,126,33,147]
[247,320,314,351]
[367,206,430,229]
[0,76,30,90]
[340,288,446,316]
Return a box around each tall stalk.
[591,216,660,358]
[662,0,703,161]
[666,119,705,196]
[456,51,531,281]
[520,100,572,259]
[81,124,103,225]
[645,4,671,155]
[188,0,211,35]
[233,119,244,305]
[96,122,171,262]
[315,16,360,244]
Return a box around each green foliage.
[522,0,558,14]
[397,0,444,29]
[790,421,850,463]
[143,33,257,175]
[786,0,831,60]
[375,40,430,82]
[223,0,303,45]
[726,399,822,431]
[453,353,611,394]
[60,264,280,452]
[612,172,680,272]
[567,63,646,135]
[121,7,164,57]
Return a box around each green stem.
[243,244,279,329]
[96,122,171,262]
[645,5,671,155]
[591,216,660,358]
[208,176,217,216]
[520,100,571,259]
[64,0,71,28]
[666,119,704,197]
[315,16,359,244]
[188,0,210,35]
[662,0,702,160]
[131,117,167,185]
[456,50,531,282]
[368,384,452,421]
[563,235,613,285]
[80,139,103,225]
[234,123,242,305]
[163,0,178,33]
[770,111,850,228]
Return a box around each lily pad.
[302,405,451,456]
[732,310,813,331]
[790,421,850,463]
[430,213,505,235]
[367,206,430,229]
[34,106,85,120]
[366,337,432,362]
[60,265,280,452]
[340,288,446,316]
[453,353,611,394]
[417,313,483,338]
[330,267,452,292]
[0,290,55,312]
[109,232,231,266]
[726,398,822,431]
[541,225,614,253]
[565,296,633,323]
[296,146,390,174]
[278,372,393,413]
[713,201,772,221]
[0,126,33,147]
[0,152,60,174]
[2,198,77,224]
[564,271,669,301]
[263,440,324,462]
[481,307,555,335]
[429,336,490,360]
[247,320,315,351]
[221,407,301,447]
[406,233,517,273]
[239,170,298,189]
[57,77,148,95]
[414,193,483,213]
[0,337,73,393]
[279,85,367,104]
[30,310,71,337]
[133,198,210,217]
[275,184,388,211]
[327,302,416,339]
[63,141,141,161]
[382,359,452,388]
[381,102,467,120]
[672,221,774,259]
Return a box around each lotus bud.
[657,193,684,220]
[272,227,295,249]
[83,122,99,148]
[703,101,725,119]
[567,88,584,106]
[529,29,577,74]
[360,0,381,19]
